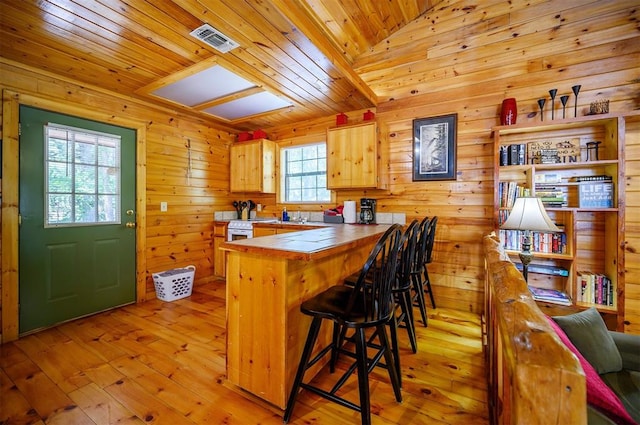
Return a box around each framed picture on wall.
[412,113,457,181]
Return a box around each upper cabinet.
[230,139,276,193]
[326,122,388,190]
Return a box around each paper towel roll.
[343,200,357,224]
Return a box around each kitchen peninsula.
[220,224,391,409]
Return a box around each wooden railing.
[483,234,587,424]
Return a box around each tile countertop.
[219,223,391,261]
[213,210,406,225]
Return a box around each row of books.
[528,286,572,306]
[498,228,567,254]
[499,144,526,166]
[498,181,529,208]
[515,263,569,277]
[577,272,615,306]
[535,185,568,207]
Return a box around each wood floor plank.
[0,369,43,424]
[3,358,94,424]
[0,280,488,424]
[68,382,144,424]
[103,377,193,424]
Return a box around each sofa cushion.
[546,316,636,425]
[553,307,623,374]
[601,370,640,424]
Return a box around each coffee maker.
[359,198,377,224]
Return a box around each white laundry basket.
[152,265,196,302]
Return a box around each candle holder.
[572,85,581,117]
[549,89,557,120]
[586,141,602,161]
[537,98,546,122]
[560,95,570,119]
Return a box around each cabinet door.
[230,140,276,193]
[254,227,277,237]
[327,123,377,189]
[230,142,262,192]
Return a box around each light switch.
[160,202,167,212]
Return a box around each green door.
[19,105,136,334]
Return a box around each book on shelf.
[535,185,568,207]
[577,271,614,306]
[528,285,572,306]
[535,173,562,184]
[499,224,566,254]
[574,175,612,182]
[499,144,526,166]
[498,181,530,208]
[515,263,569,277]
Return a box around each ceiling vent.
[190,24,240,53]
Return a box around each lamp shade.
[500,197,560,232]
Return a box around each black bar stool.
[340,220,421,385]
[411,216,431,326]
[422,216,438,309]
[283,224,403,425]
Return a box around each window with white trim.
[45,124,121,227]
[281,143,331,203]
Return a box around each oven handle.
[227,229,253,241]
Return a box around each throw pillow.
[546,316,637,425]
[553,307,623,374]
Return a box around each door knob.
[126,222,136,228]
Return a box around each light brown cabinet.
[326,122,387,189]
[230,139,276,193]
[213,222,227,278]
[253,227,277,238]
[493,114,630,329]
[253,223,322,238]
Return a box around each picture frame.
[412,113,457,181]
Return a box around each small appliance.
[359,198,377,224]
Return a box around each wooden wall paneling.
[1,90,20,342]
[264,4,639,321]
[135,125,147,303]
[359,3,638,101]
[0,61,236,340]
[625,119,640,333]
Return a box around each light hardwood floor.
[0,279,488,424]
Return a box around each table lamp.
[500,197,560,281]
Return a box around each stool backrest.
[425,216,438,264]
[397,220,420,290]
[415,216,431,270]
[346,224,402,323]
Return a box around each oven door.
[227,228,253,241]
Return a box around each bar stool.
[422,216,438,309]
[411,216,431,326]
[283,224,403,425]
[340,220,420,385]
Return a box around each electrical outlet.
[160,202,167,212]
[257,203,262,212]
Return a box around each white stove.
[227,218,278,241]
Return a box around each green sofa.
[550,307,640,425]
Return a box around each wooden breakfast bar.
[220,224,391,410]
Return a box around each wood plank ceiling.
[0,0,436,131]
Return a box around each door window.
[45,124,121,227]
